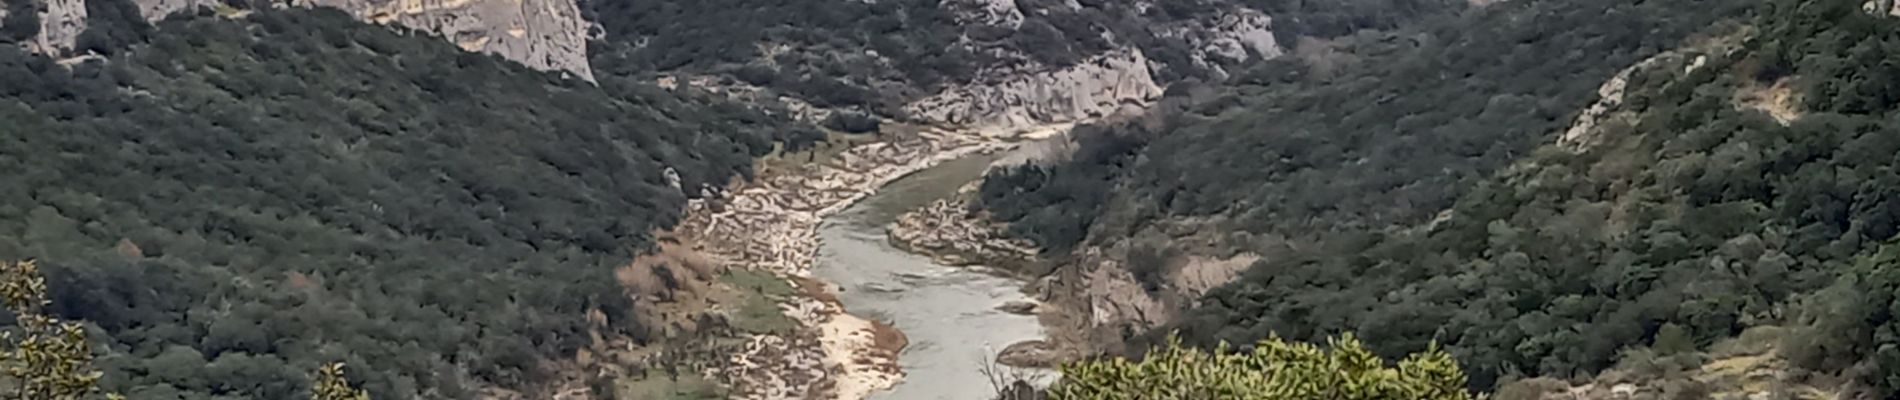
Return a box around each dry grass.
[617,236,719,300]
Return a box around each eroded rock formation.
[911,4,1282,132]
[129,0,595,79]
[20,0,87,55]
[1158,8,1283,77]
[907,49,1163,132]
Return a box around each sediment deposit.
[673,123,1066,399]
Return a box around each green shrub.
[1051,334,1470,400]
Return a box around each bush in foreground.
[1050,334,1470,400]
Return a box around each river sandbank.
[671,123,1067,399]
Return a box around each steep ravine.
[631,13,1261,396]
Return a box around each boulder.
[996,340,1059,368]
[995,300,1039,315]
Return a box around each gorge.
[9,0,1900,399]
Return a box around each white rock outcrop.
[130,0,596,80]
[1867,0,1900,17]
[1557,58,1646,151]
[129,0,210,21]
[907,49,1162,132]
[19,0,88,55]
[908,3,1285,132]
[1160,8,1282,71]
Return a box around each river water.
[811,153,1048,400]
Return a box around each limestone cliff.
[950,0,1024,29]
[906,49,1163,132]
[1157,8,1282,78]
[909,3,1282,132]
[17,0,87,56]
[131,0,595,79]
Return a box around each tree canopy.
[581,0,1457,116]
[1050,334,1470,400]
[0,4,816,398]
[974,0,1900,393]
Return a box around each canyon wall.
[21,0,87,55]
[0,0,600,79]
[906,49,1163,133]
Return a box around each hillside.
[971,0,1900,396]
[582,0,1463,131]
[584,0,1275,114]
[0,4,819,398]
[15,0,1900,397]
[0,0,1373,397]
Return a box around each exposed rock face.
[908,4,1283,132]
[129,0,210,22]
[1561,31,1742,151]
[130,0,596,79]
[23,0,87,55]
[1168,254,1257,297]
[1867,0,1900,17]
[1159,8,1283,77]
[1073,249,1172,335]
[907,49,1163,132]
[996,340,1059,368]
[1008,220,1277,366]
[1557,55,1650,152]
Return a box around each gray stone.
[130,0,596,79]
[996,340,1058,368]
[995,300,1038,315]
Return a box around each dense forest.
[579,0,1455,116]
[16,0,1900,396]
[0,3,817,398]
[981,0,1743,255]
[976,0,1895,391]
[984,0,1900,396]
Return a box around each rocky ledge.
[886,189,1038,274]
[996,340,1060,368]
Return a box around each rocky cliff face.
[1158,8,1282,78]
[908,4,1283,132]
[126,0,206,23]
[906,49,1163,132]
[9,0,593,78]
[130,0,596,79]
[20,0,87,55]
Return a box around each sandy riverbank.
[670,123,1068,399]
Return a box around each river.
[811,153,1049,400]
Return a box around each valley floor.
[667,122,1069,399]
